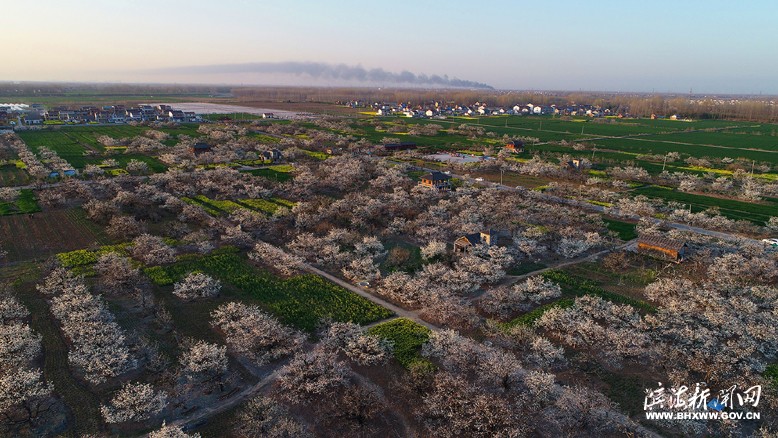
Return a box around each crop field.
[648,130,778,151]
[635,185,778,224]
[388,116,778,165]
[0,208,110,262]
[589,137,778,163]
[144,248,393,332]
[16,125,202,168]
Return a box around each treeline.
[0,82,231,97]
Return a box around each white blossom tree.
[211,302,302,364]
[100,382,168,423]
[173,272,221,300]
[179,340,228,380]
[277,350,349,404]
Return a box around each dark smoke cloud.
[148,61,494,89]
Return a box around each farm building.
[454,229,506,252]
[190,142,212,155]
[637,234,688,262]
[504,140,524,153]
[419,171,451,191]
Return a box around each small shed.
[637,234,688,262]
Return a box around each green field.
[636,185,778,224]
[16,125,201,168]
[144,248,393,332]
[368,318,432,369]
[603,217,638,240]
[0,189,40,215]
[500,269,655,330]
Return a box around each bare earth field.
[0,208,109,262]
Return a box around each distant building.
[637,234,688,262]
[419,171,452,191]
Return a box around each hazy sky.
[3,0,777,93]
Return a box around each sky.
[2,0,777,94]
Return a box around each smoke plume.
[148,61,494,89]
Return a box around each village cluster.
[0,103,202,129]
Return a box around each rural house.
[454,229,506,253]
[261,149,283,163]
[637,234,688,262]
[419,171,452,191]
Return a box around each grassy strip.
[542,270,656,313]
[636,185,778,225]
[603,217,638,240]
[144,248,393,332]
[183,195,296,216]
[500,298,575,329]
[501,270,655,330]
[0,189,41,216]
[368,318,433,370]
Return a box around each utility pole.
[751,160,755,176]
[662,154,668,172]
[591,146,597,161]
